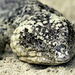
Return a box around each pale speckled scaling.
[0,0,75,65]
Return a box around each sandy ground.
[0,0,75,75]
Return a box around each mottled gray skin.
[0,0,26,54]
[0,0,75,65]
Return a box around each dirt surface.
[0,0,75,75]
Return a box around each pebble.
[47,69,51,72]
[56,70,59,73]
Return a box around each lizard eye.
[55,44,66,52]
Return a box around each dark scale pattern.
[19,28,47,52]
[3,0,64,29]
[16,8,75,64]
[18,9,72,57]
[0,0,74,65]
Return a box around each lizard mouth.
[54,51,70,63]
[56,55,70,62]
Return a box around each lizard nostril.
[63,56,66,59]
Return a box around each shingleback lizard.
[0,0,75,65]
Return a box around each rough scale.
[0,0,75,65]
